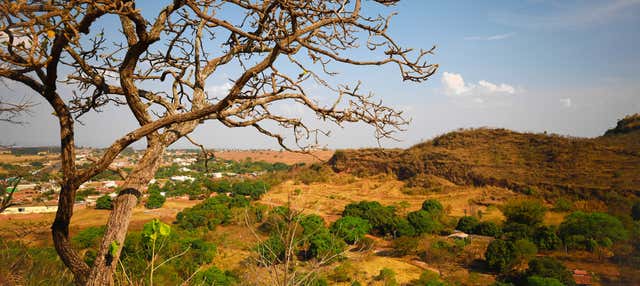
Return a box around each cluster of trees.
[481,198,630,285]
[342,199,448,238]
[150,178,270,201]
[175,195,250,231]
[71,219,233,285]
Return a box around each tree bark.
[86,136,166,286]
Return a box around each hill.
[329,115,640,211]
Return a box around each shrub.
[512,239,537,267]
[330,216,371,244]
[474,221,502,237]
[558,211,628,251]
[526,257,576,286]
[414,270,446,286]
[503,222,535,241]
[95,195,113,210]
[192,266,237,285]
[407,210,442,234]
[175,197,232,230]
[553,198,574,212]
[392,236,420,256]
[502,199,546,226]
[533,226,562,250]
[145,191,166,209]
[421,199,444,216]
[456,216,480,233]
[375,268,398,286]
[485,239,514,272]
[343,201,401,236]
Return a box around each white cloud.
[560,98,572,108]
[478,80,516,94]
[441,72,517,101]
[442,72,470,95]
[206,82,233,98]
[464,33,515,41]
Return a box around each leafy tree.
[474,221,502,237]
[395,218,417,237]
[558,211,628,250]
[512,239,537,267]
[533,226,562,251]
[95,195,113,210]
[145,191,166,209]
[503,222,535,241]
[343,201,402,236]
[301,214,327,236]
[407,210,442,234]
[421,199,444,216]
[526,257,575,286]
[307,231,346,260]
[175,197,232,230]
[485,239,514,272]
[456,216,480,233]
[502,199,547,226]
[330,216,371,244]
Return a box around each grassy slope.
[330,115,640,208]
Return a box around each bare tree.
[0,1,437,285]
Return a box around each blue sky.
[1,0,639,149]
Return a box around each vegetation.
[558,211,628,251]
[330,216,371,244]
[144,191,166,209]
[95,195,113,210]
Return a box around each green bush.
[343,201,402,236]
[558,211,628,251]
[392,236,420,256]
[421,199,444,216]
[533,226,562,250]
[330,216,371,244]
[95,195,113,210]
[456,216,480,233]
[526,257,576,286]
[502,199,546,226]
[145,191,166,209]
[192,266,237,285]
[407,210,442,234]
[175,196,233,230]
[485,239,514,272]
[375,268,398,286]
[474,221,502,237]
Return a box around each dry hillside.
[329,115,640,209]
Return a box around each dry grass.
[214,150,334,165]
[260,174,518,223]
[0,199,201,245]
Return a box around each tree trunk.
[86,137,166,286]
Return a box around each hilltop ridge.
[329,115,640,208]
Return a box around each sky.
[1,0,639,150]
